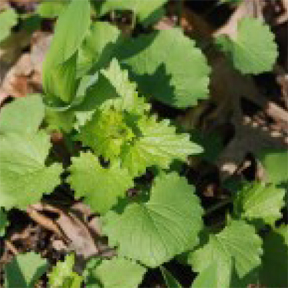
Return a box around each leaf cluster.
[0,0,286,287]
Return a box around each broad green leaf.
[192,262,218,288]
[97,0,168,22]
[121,115,203,176]
[0,132,62,210]
[0,209,8,237]
[0,8,18,43]
[78,22,122,76]
[259,225,288,288]
[117,29,210,108]
[257,149,288,186]
[49,254,83,288]
[90,257,146,288]
[188,220,262,288]
[43,0,90,104]
[160,266,182,288]
[103,173,204,267]
[5,252,48,288]
[37,0,68,18]
[216,17,278,74]
[68,152,133,214]
[234,182,285,226]
[44,0,90,65]
[0,95,45,135]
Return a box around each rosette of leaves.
[76,59,202,177]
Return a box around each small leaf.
[68,152,133,214]
[103,173,203,267]
[78,22,122,76]
[121,115,203,176]
[0,8,18,43]
[216,17,278,74]
[0,132,62,210]
[43,0,90,103]
[43,0,90,65]
[5,252,48,288]
[0,209,8,237]
[88,257,147,288]
[0,94,45,135]
[49,254,83,288]
[259,225,288,288]
[234,182,285,226]
[188,220,262,288]
[160,266,182,288]
[256,149,288,186]
[117,29,210,108]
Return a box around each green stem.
[205,198,232,217]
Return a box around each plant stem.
[205,198,232,217]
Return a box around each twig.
[5,240,18,255]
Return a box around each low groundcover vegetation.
[0,0,287,287]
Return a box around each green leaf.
[44,0,90,66]
[89,257,147,288]
[103,173,204,268]
[259,225,288,288]
[37,0,68,18]
[121,115,203,176]
[78,22,122,76]
[97,0,168,22]
[76,59,149,116]
[68,152,133,214]
[234,182,285,226]
[256,149,288,186]
[192,262,218,288]
[216,17,278,74]
[188,220,262,288]
[44,52,78,104]
[45,109,76,133]
[78,109,136,161]
[49,254,83,288]
[160,266,182,288]
[100,59,150,114]
[5,252,48,288]
[0,95,45,135]
[0,8,18,43]
[43,0,90,103]
[0,132,62,210]
[117,29,210,108]
[0,209,8,237]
